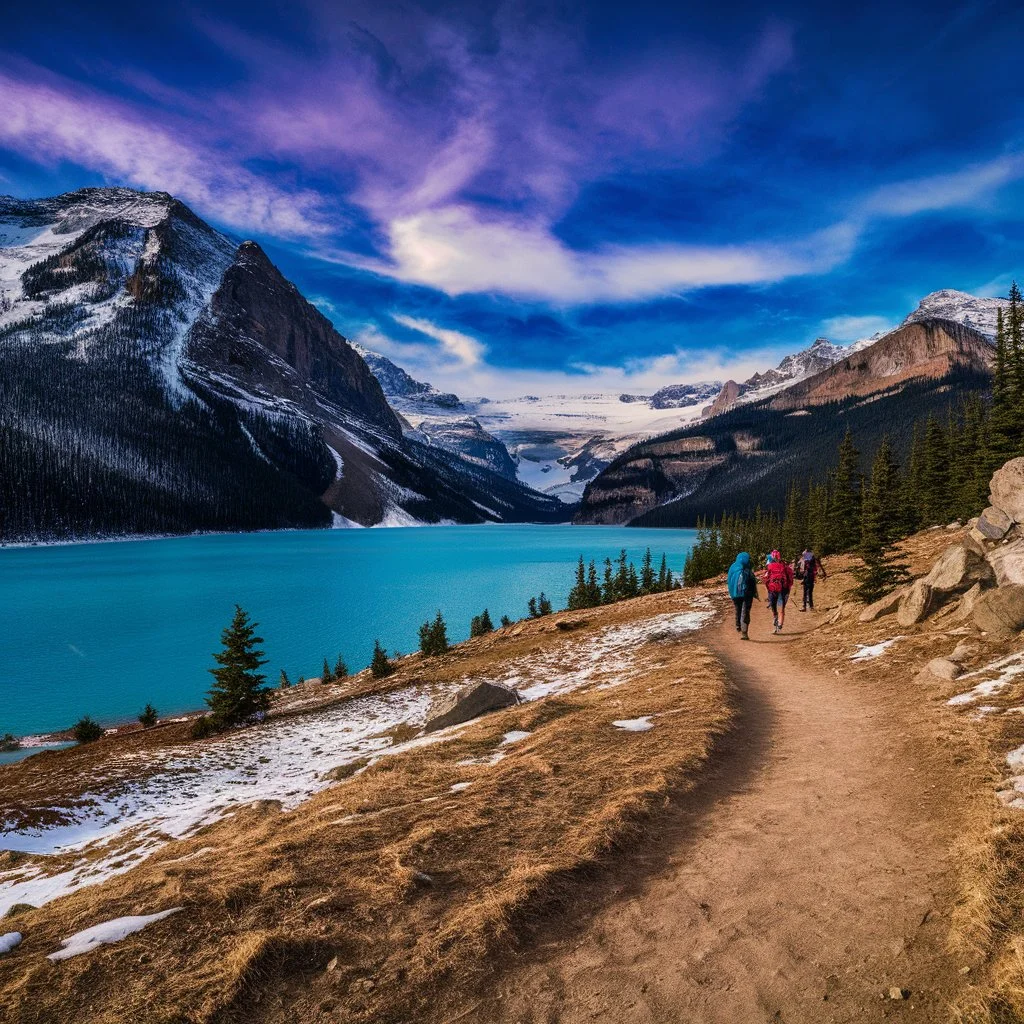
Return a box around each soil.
[446,587,971,1023]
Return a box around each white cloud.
[819,314,893,341]
[391,313,485,366]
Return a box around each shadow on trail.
[432,621,781,1022]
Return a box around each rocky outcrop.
[702,380,742,418]
[897,580,938,626]
[922,542,994,597]
[972,586,1024,636]
[417,418,517,480]
[859,588,906,622]
[424,681,521,733]
[990,459,1024,527]
[769,319,992,412]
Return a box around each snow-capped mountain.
[0,188,566,541]
[351,345,462,409]
[903,289,1008,339]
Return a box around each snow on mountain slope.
[0,188,567,540]
[902,289,1008,339]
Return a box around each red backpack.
[765,559,792,594]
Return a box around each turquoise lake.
[0,525,696,737]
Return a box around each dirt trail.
[454,597,966,1023]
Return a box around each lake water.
[0,525,695,737]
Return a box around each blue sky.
[2,0,1023,396]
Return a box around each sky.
[2,0,1024,397]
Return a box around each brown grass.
[0,594,731,1024]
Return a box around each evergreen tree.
[500,614,512,628]
[601,558,614,603]
[1009,282,1024,439]
[527,596,539,618]
[537,592,553,616]
[72,715,104,743]
[657,554,668,592]
[279,668,291,689]
[566,555,589,610]
[205,605,270,728]
[828,429,862,552]
[853,439,911,603]
[586,560,602,606]
[138,703,158,728]
[370,639,394,678]
[470,608,495,637]
[640,548,655,594]
[780,482,806,559]
[419,611,449,655]
[321,657,333,684]
[919,414,951,525]
[333,655,348,679]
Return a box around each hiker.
[727,551,758,640]
[762,549,794,634]
[794,548,827,611]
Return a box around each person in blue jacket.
[727,551,759,640]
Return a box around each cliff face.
[768,319,992,411]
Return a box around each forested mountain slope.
[575,319,993,527]
[0,188,566,541]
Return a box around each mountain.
[903,289,1008,339]
[575,317,993,527]
[0,188,567,542]
[358,346,721,503]
[701,337,851,417]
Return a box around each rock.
[888,986,909,1000]
[973,505,1014,542]
[327,956,339,973]
[990,458,1024,525]
[988,541,1024,587]
[949,582,984,623]
[424,680,521,733]
[951,641,978,663]
[946,520,962,530]
[973,585,1024,636]
[897,580,937,626]
[917,658,961,682]
[859,588,906,623]
[924,543,995,597]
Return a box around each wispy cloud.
[391,313,485,366]
[819,313,893,341]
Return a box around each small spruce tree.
[370,640,395,678]
[537,592,553,616]
[279,669,291,689]
[321,657,333,684]
[72,716,104,743]
[205,605,270,728]
[138,703,158,728]
[333,655,348,679]
[500,614,512,628]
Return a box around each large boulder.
[859,588,906,623]
[424,680,521,733]
[915,657,961,683]
[972,585,1024,637]
[897,580,938,626]
[987,541,1024,587]
[972,505,1015,543]
[990,458,1024,526]
[924,543,994,597]
[948,582,984,623]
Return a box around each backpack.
[765,559,791,594]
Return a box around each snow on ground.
[850,637,904,661]
[0,602,712,915]
[47,908,182,961]
[490,610,713,701]
[948,651,1024,707]
[612,717,655,732]
[0,932,22,955]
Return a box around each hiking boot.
[741,632,749,640]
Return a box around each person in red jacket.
[761,549,794,634]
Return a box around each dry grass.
[0,595,731,1024]
[798,529,1024,1024]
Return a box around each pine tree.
[640,548,655,594]
[586,560,602,605]
[567,555,589,610]
[470,608,494,637]
[828,429,862,552]
[1009,281,1024,442]
[370,640,394,678]
[321,657,333,684]
[205,605,270,728]
[537,592,553,616]
[601,558,614,603]
[333,654,348,679]
[419,611,449,655]
[138,703,158,728]
[279,669,291,689]
[657,553,668,592]
[780,482,806,559]
[853,439,910,603]
[919,414,950,526]
[527,596,539,618]
[500,614,512,628]
[72,715,104,743]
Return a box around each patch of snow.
[501,730,531,745]
[612,717,654,732]
[47,908,182,961]
[0,931,22,955]
[948,651,1024,706]
[449,782,472,792]
[850,637,904,661]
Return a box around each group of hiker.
[726,548,827,640]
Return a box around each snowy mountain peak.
[903,289,1008,339]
